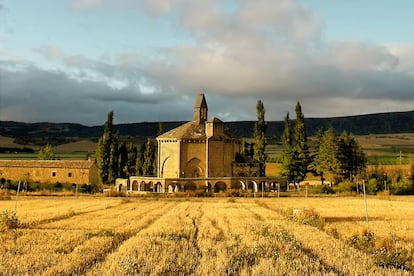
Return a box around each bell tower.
[193,93,208,124]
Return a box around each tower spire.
[193,93,208,123]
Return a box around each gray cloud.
[1,0,414,125]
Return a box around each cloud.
[1,0,414,125]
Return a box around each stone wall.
[0,160,98,185]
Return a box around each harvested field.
[1,196,413,274]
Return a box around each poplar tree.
[253,100,266,176]
[95,111,114,184]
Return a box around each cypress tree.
[126,143,138,177]
[118,141,128,179]
[108,131,120,183]
[95,111,114,184]
[253,100,266,176]
[338,131,367,181]
[136,143,146,176]
[281,112,294,183]
[292,102,310,185]
[142,139,156,176]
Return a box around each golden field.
[1,195,413,275]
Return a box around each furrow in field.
[251,199,411,275]
[42,200,176,275]
[87,201,204,275]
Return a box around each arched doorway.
[184,158,203,178]
[184,182,197,192]
[155,182,163,193]
[132,181,138,191]
[214,181,227,193]
[232,181,245,190]
[248,181,258,193]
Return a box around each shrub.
[392,179,414,195]
[347,229,413,270]
[195,191,214,197]
[335,180,355,194]
[104,190,127,197]
[309,184,335,194]
[0,190,12,200]
[366,178,380,194]
[284,207,325,229]
[0,210,20,231]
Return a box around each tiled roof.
[0,160,96,169]
[157,120,239,140]
[157,121,207,140]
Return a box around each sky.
[0,0,413,126]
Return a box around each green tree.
[156,122,165,137]
[142,139,156,176]
[314,128,342,184]
[136,143,146,176]
[117,141,128,179]
[126,143,138,177]
[253,100,266,176]
[37,144,55,160]
[108,131,120,183]
[292,102,310,185]
[281,113,295,183]
[95,111,114,184]
[337,131,367,181]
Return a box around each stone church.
[119,93,285,193]
[157,93,242,179]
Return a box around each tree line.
[279,102,367,187]
[93,101,367,186]
[94,112,162,184]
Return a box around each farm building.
[0,159,99,185]
[118,93,286,193]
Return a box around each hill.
[0,110,413,145]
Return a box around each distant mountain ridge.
[1,111,413,141]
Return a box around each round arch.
[248,181,258,193]
[214,181,227,193]
[155,182,163,193]
[183,181,197,192]
[132,181,138,191]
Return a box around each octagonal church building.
[157,93,240,179]
[120,93,285,193]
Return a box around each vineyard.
[1,196,413,275]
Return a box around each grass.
[0,196,413,274]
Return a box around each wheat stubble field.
[1,196,413,275]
